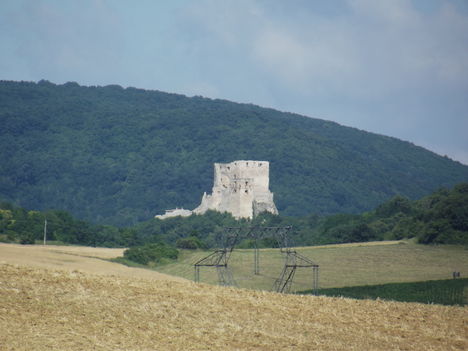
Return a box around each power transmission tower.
[194,226,319,294]
[272,249,319,294]
[194,227,243,286]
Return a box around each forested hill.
[1,80,467,226]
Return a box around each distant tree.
[376,196,413,217]
[176,236,205,249]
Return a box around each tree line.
[1,183,466,248]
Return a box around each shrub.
[19,232,35,245]
[123,243,179,265]
[176,236,204,249]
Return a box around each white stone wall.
[193,160,278,219]
[155,208,192,219]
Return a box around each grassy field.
[154,240,468,292]
[1,263,466,350]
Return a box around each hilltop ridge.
[1,80,467,225]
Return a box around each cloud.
[251,15,360,96]
[1,0,123,84]
[178,0,468,163]
[247,0,468,99]
[1,0,467,163]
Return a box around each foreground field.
[1,263,466,350]
[155,241,468,291]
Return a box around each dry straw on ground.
[1,260,467,350]
[0,243,185,282]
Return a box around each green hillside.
[1,80,467,226]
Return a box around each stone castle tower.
[193,160,278,219]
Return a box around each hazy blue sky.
[1,0,467,164]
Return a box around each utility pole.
[43,218,47,245]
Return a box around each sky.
[1,0,467,165]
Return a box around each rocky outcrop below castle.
[193,160,278,219]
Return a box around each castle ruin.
[155,160,278,220]
[193,160,278,219]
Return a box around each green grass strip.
[301,278,468,306]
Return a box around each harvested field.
[0,243,185,282]
[1,263,467,350]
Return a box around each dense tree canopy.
[1,80,467,226]
[1,183,467,247]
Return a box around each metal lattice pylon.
[249,226,292,275]
[194,227,244,286]
[272,249,319,294]
[194,226,319,294]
